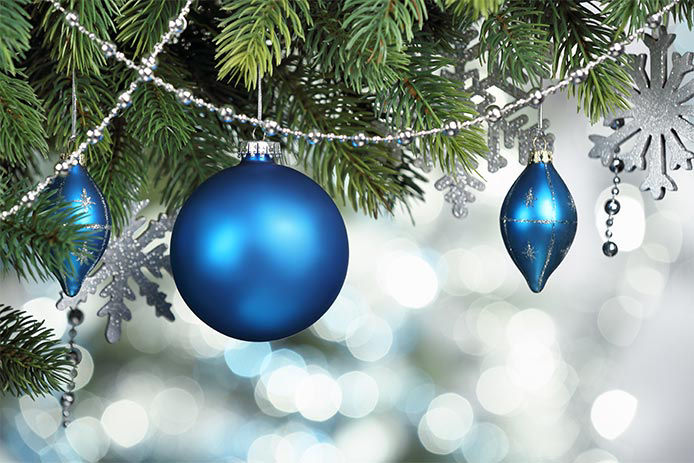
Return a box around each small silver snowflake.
[75,188,95,211]
[523,242,536,261]
[589,27,694,199]
[525,188,536,207]
[434,158,486,219]
[74,242,91,265]
[57,201,176,343]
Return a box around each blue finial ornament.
[48,164,111,297]
[499,138,577,292]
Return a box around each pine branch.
[0,305,70,398]
[34,0,120,76]
[438,0,504,19]
[215,0,312,88]
[604,0,694,34]
[0,71,49,169]
[116,0,188,59]
[0,188,94,281]
[0,0,32,75]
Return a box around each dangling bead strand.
[61,307,84,427]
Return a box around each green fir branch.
[0,0,32,75]
[0,305,70,398]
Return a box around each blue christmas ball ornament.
[170,141,349,341]
[499,140,577,292]
[48,164,111,297]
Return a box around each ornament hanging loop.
[530,135,553,163]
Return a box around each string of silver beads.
[61,308,84,428]
[602,152,624,258]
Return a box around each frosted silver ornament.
[588,27,694,199]
[57,201,176,343]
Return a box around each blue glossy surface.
[500,161,577,293]
[170,155,349,341]
[48,165,111,296]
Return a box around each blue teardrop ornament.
[48,165,111,296]
[499,159,577,292]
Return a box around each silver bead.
[605,230,613,238]
[67,348,82,365]
[444,120,460,137]
[66,381,76,391]
[117,92,132,109]
[609,43,624,58]
[68,308,84,326]
[570,69,587,84]
[606,218,614,227]
[609,158,625,174]
[263,120,279,137]
[138,67,154,82]
[647,14,662,29]
[141,56,158,71]
[55,162,67,174]
[602,241,618,257]
[306,131,320,145]
[177,89,193,105]
[65,12,79,27]
[101,42,116,58]
[613,176,621,185]
[87,128,103,144]
[237,114,249,123]
[169,17,187,35]
[1,211,9,219]
[397,130,413,145]
[604,198,621,215]
[529,88,544,106]
[219,107,234,123]
[61,392,75,408]
[485,105,502,123]
[611,186,620,195]
[352,133,367,147]
[609,118,625,130]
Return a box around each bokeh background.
[2,24,694,463]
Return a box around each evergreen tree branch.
[0,305,70,398]
[0,0,32,75]
[0,71,49,169]
[116,0,188,59]
[215,0,312,88]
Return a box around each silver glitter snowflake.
[589,27,694,199]
[418,28,554,219]
[57,201,176,343]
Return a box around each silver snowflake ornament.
[589,27,694,199]
[57,201,176,343]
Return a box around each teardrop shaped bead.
[499,160,577,292]
[47,165,111,296]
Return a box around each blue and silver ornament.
[48,163,111,297]
[499,136,577,292]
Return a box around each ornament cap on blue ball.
[47,164,111,297]
[170,140,349,342]
[499,137,577,292]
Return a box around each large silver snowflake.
[422,28,553,219]
[589,27,694,199]
[57,201,176,343]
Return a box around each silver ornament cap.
[241,140,282,159]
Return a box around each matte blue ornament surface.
[170,153,349,342]
[48,165,111,297]
[500,161,577,292]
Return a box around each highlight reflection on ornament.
[499,137,577,292]
[48,164,111,297]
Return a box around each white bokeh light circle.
[598,297,643,346]
[19,394,61,438]
[594,183,645,252]
[66,417,110,462]
[591,389,638,440]
[151,387,199,435]
[642,211,683,263]
[345,314,393,362]
[101,399,149,447]
[418,393,474,454]
[384,253,439,308]
[507,309,556,347]
[337,371,379,418]
[266,364,308,413]
[476,367,524,415]
[295,372,342,421]
[301,442,344,463]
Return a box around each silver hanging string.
[71,68,77,143]
[257,68,262,121]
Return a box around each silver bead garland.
[61,307,84,428]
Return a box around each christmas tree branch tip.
[0,305,70,398]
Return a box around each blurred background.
[2,24,694,463]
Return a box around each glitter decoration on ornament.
[588,26,694,199]
[423,29,554,218]
[56,201,175,343]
